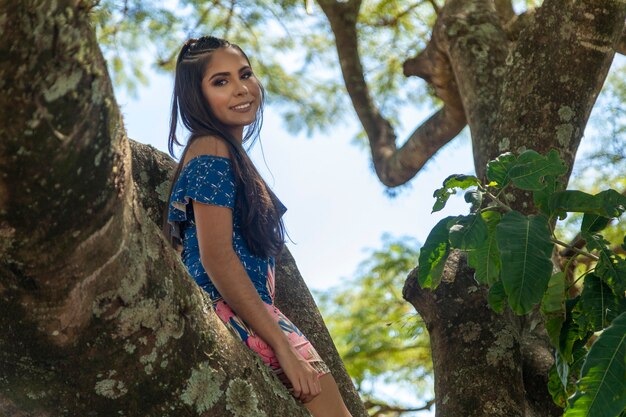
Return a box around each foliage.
[91,0,438,137]
[419,150,626,417]
[315,236,432,408]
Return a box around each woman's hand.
[274,345,321,403]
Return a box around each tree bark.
[0,3,361,416]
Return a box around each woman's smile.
[231,101,254,112]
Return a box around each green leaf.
[549,189,626,218]
[464,190,484,213]
[581,214,611,234]
[559,297,592,362]
[543,272,567,313]
[488,280,506,313]
[534,175,560,216]
[577,274,626,332]
[486,152,517,188]
[549,364,568,408]
[496,211,554,314]
[596,189,626,217]
[542,272,566,348]
[584,233,626,295]
[546,315,566,351]
[418,217,457,289]
[432,175,481,213]
[468,211,501,285]
[449,214,488,250]
[508,149,568,191]
[566,312,626,417]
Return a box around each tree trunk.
[401,1,626,416]
[0,3,362,416]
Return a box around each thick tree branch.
[489,0,626,178]
[317,0,463,187]
[433,0,510,175]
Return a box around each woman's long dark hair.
[161,36,285,258]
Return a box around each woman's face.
[201,47,261,140]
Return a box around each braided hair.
[162,36,286,258]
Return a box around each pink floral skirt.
[214,300,331,388]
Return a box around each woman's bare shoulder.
[183,135,231,166]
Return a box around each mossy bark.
[0,3,359,416]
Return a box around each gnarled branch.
[317,0,464,187]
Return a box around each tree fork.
[317,0,463,187]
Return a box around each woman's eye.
[213,79,226,86]
[242,71,253,79]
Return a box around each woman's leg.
[303,373,353,417]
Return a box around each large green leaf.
[549,189,626,218]
[432,175,480,212]
[468,211,501,285]
[496,211,554,314]
[508,149,568,191]
[486,152,517,188]
[543,272,567,314]
[577,274,626,332]
[542,272,566,348]
[584,232,626,295]
[566,312,626,417]
[418,216,457,289]
[449,214,488,250]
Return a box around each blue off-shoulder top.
[167,155,286,305]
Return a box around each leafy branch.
[476,183,600,261]
[419,149,626,417]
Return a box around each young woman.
[163,36,353,416]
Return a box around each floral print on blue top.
[167,154,284,305]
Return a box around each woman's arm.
[192,200,321,402]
